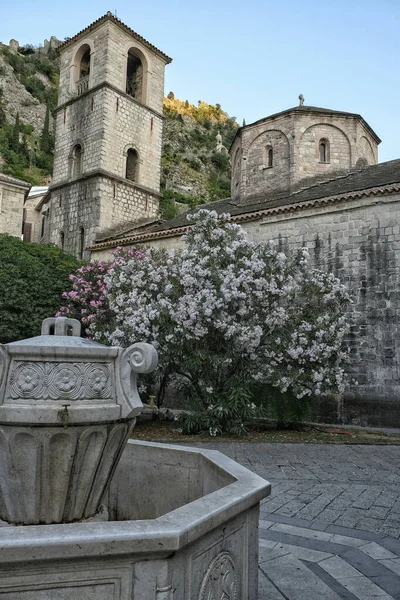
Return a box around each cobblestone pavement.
[193,443,400,599]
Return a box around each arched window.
[71,144,82,178]
[74,44,91,95]
[319,139,330,163]
[126,148,139,182]
[79,227,85,260]
[264,145,273,168]
[60,231,65,251]
[126,48,148,103]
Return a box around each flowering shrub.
[61,210,350,435]
[57,247,147,338]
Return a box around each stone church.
[36,12,400,427]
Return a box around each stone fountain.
[0,317,271,599]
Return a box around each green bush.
[0,236,80,343]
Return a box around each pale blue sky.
[0,0,399,162]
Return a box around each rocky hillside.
[0,42,58,183]
[0,40,237,213]
[161,94,238,217]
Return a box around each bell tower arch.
[43,12,172,259]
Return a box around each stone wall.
[246,129,290,196]
[44,176,159,259]
[231,109,379,202]
[53,87,163,192]
[0,180,26,237]
[241,192,400,426]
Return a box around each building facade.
[230,105,380,203]
[0,174,30,238]
[42,12,171,259]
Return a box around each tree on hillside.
[10,112,20,153]
[40,104,52,154]
[0,88,6,126]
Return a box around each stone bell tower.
[42,12,172,259]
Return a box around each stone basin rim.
[0,440,271,563]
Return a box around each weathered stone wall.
[246,130,290,196]
[0,181,25,237]
[231,110,379,202]
[53,87,163,191]
[299,123,351,177]
[241,193,400,426]
[44,176,159,259]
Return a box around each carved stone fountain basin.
[0,439,271,599]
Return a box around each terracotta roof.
[0,173,31,189]
[89,159,400,252]
[230,105,381,151]
[57,12,172,64]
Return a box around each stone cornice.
[57,12,172,64]
[56,82,164,120]
[37,170,161,210]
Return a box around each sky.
[0,0,399,162]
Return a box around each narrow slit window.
[319,139,329,163]
[79,227,84,260]
[268,147,273,167]
[71,144,82,178]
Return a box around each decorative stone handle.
[41,317,81,337]
[118,342,158,419]
[128,342,158,374]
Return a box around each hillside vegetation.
[0,41,237,212]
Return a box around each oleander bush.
[60,210,350,435]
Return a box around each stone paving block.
[339,575,395,599]
[380,558,400,576]
[305,562,361,600]
[270,522,334,542]
[274,499,307,516]
[374,491,399,509]
[367,506,391,519]
[259,543,292,563]
[360,542,398,560]
[259,553,341,600]
[341,547,394,578]
[356,517,386,535]
[325,524,381,541]
[272,541,333,563]
[319,555,364,579]
[314,508,345,523]
[380,520,400,540]
[353,487,384,510]
[330,534,368,548]
[258,568,287,600]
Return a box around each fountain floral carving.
[199,551,238,600]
